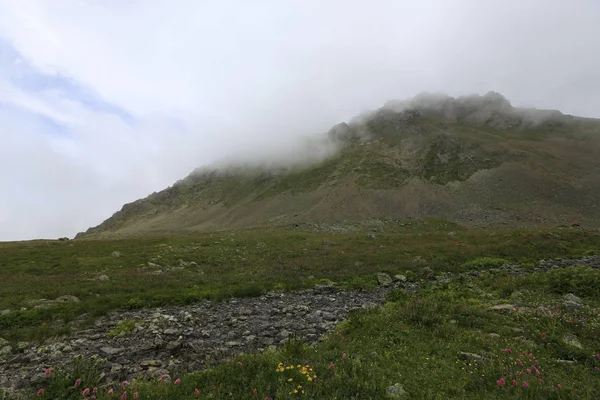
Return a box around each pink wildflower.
[529,353,533,359]
[342,353,347,359]
[82,388,91,396]
[37,388,45,397]
[194,388,200,395]
[503,348,512,354]
[122,381,129,387]
[516,359,524,366]
[328,362,335,370]
[174,378,181,385]
[534,360,539,365]
[522,381,529,389]
[74,379,82,387]
[133,392,139,399]
[238,362,243,367]
[160,375,167,381]
[44,368,51,377]
[522,351,527,356]
[91,397,96,400]
[512,379,518,387]
[538,379,544,384]
[253,388,258,395]
[526,369,532,374]
[121,392,127,400]
[93,387,98,394]
[557,384,562,389]
[595,354,600,360]
[108,388,114,395]
[496,377,506,387]
[535,369,541,376]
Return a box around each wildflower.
[529,353,533,359]
[523,381,529,388]
[535,369,541,376]
[75,379,82,387]
[522,351,527,356]
[133,392,139,399]
[534,360,539,365]
[253,388,258,396]
[512,379,518,387]
[108,388,114,395]
[342,353,347,359]
[516,359,524,366]
[212,385,216,390]
[496,377,505,387]
[91,397,96,400]
[328,362,335,370]
[37,388,45,397]
[175,378,181,385]
[44,368,51,377]
[160,375,167,381]
[503,348,512,354]
[557,384,562,389]
[538,379,544,384]
[82,388,91,396]
[526,369,532,374]
[121,392,127,400]
[595,354,600,360]
[194,388,200,395]
[93,387,98,394]
[122,381,129,387]
[238,362,243,367]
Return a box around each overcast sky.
[1,0,599,241]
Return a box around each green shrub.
[461,257,507,271]
[545,266,600,298]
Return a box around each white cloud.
[0,0,599,240]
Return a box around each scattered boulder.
[0,345,12,358]
[96,275,110,282]
[111,251,121,258]
[377,273,393,286]
[563,300,583,311]
[54,295,80,303]
[563,293,582,303]
[457,351,492,362]
[387,383,409,398]
[1,309,10,316]
[487,304,516,313]
[393,274,407,283]
[563,334,583,349]
[420,267,434,280]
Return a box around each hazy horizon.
[1,0,600,241]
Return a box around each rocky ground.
[1,255,599,395]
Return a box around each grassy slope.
[79,115,600,238]
[2,228,600,399]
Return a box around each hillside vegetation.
[78,92,600,239]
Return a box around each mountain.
[77,92,600,238]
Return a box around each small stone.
[563,334,583,349]
[97,275,110,281]
[0,309,10,316]
[0,338,9,347]
[555,359,577,365]
[563,300,583,311]
[0,345,13,357]
[140,360,162,368]
[563,293,582,303]
[111,251,121,258]
[393,274,407,282]
[448,231,456,237]
[377,273,393,286]
[457,351,492,362]
[488,333,501,339]
[488,304,516,313]
[54,295,80,303]
[100,346,122,356]
[387,383,409,398]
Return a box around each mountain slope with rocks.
[78,92,600,238]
